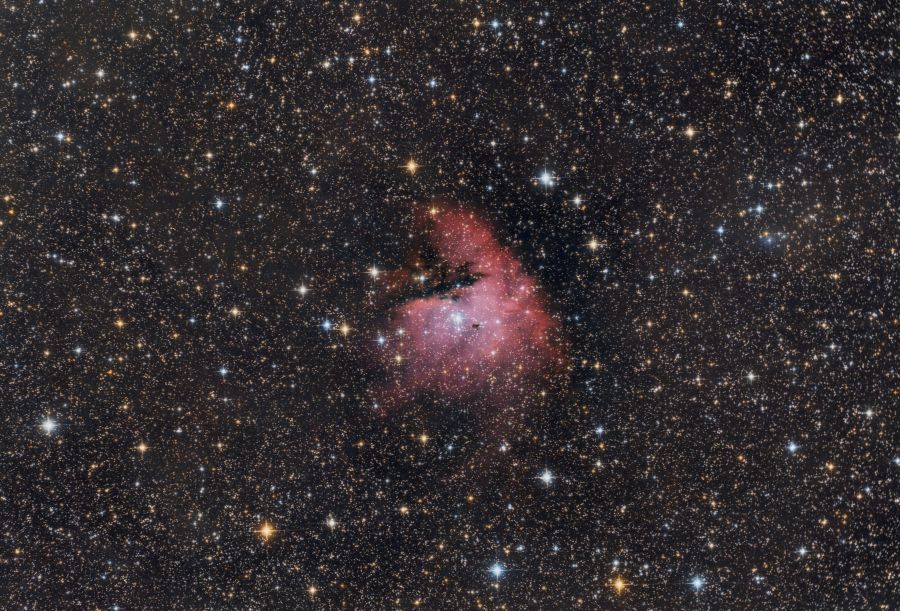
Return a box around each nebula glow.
[375,205,561,411]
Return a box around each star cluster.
[1,1,896,608]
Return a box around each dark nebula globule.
[2,1,897,609]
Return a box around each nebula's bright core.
[377,206,560,408]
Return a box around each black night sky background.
[1,1,897,608]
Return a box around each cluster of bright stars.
[321,319,352,335]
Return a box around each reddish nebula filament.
[376,206,561,410]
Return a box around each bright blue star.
[489,562,504,579]
[538,169,554,188]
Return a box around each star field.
[1,1,897,608]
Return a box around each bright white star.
[41,417,57,434]
[539,469,555,486]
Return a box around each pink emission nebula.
[374,205,563,411]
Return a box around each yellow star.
[611,575,628,593]
[257,521,275,541]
